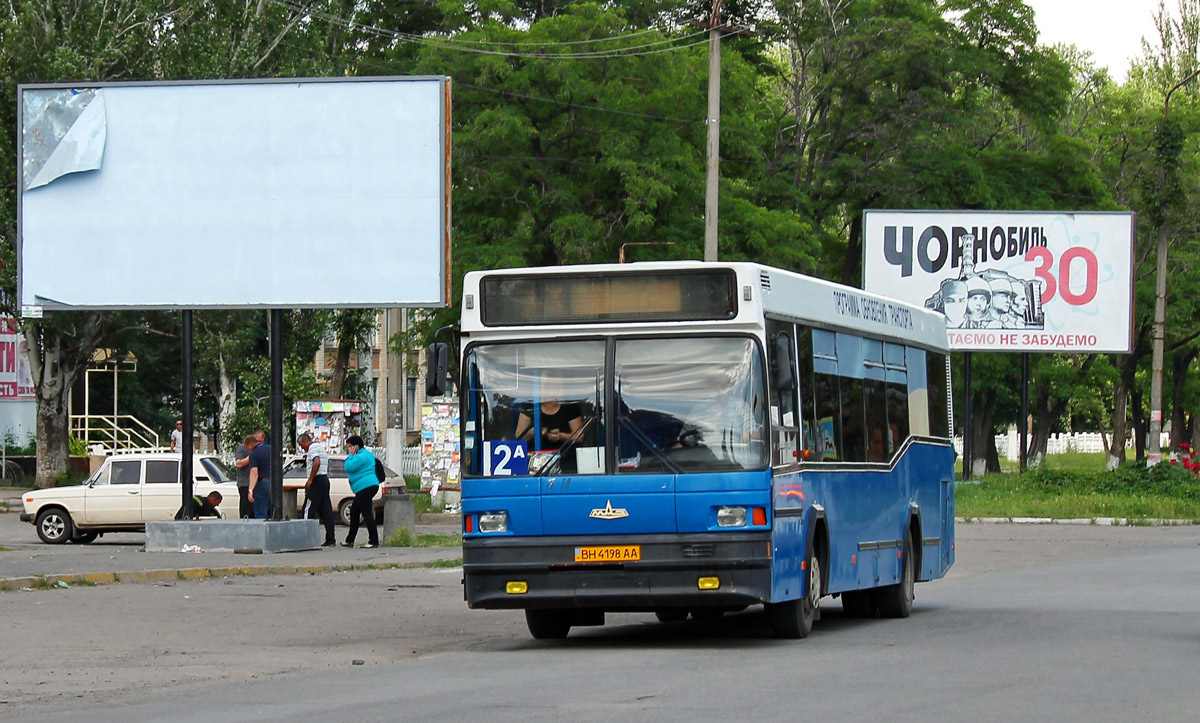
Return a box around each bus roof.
[462,261,949,351]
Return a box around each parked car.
[283,454,398,525]
[19,452,239,544]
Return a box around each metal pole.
[1148,68,1200,466]
[270,309,284,521]
[181,310,194,520]
[1148,219,1167,465]
[1020,353,1029,471]
[703,1,722,262]
[963,352,972,480]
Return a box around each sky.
[1024,0,1164,80]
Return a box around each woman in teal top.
[340,435,380,548]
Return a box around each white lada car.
[19,452,239,544]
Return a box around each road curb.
[958,516,1196,526]
[0,558,462,593]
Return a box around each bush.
[383,527,414,547]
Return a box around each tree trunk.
[970,388,997,477]
[329,345,352,399]
[1131,386,1146,461]
[1107,355,1132,470]
[26,313,104,488]
[216,353,237,453]
[1169,347,1196,452]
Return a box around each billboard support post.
[963,352,972,480]
[1020,353,1030,471]
[270,309,284,522]
[181,310,194,520]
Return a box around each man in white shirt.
[170,420,185,452]
[299,433,336,546]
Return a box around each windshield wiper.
[540,416,596,476]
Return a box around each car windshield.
[463,336,766,476]
[200,457,233,482]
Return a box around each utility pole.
[1148,67,1200,466]
[703,0,723,262]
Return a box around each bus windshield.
[463,336,766,476]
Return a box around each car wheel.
[525,609,572,639]
[689,608,724,621]
[71,531,99,545]
[338,499,354,526]
[36,508,74,545]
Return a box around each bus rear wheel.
[769,549,821,639]
[876,530,915,618]
[525,609,572,639]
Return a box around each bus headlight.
[717,506,747,527]
[479,512,509,533]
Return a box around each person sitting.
[174,491,224,520]
[514,370,584,451]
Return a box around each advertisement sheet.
[863,211,1134,352]
[0,319,35,400]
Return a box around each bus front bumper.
[463,532,772,611]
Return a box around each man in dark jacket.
[174,491,224,520]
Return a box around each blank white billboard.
[18,77,451,310]
[863,210,1134,353]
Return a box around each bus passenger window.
[863,339,887,463]
[812,330,839,461]
[767,319,799,466]
[927,351,950,438]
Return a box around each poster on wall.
[420,401,460,491]
[0,319,35,400]
[863,210,1135,353]
[293,400,363,451]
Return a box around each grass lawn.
[957,457,1200,521]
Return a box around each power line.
[268,0,713,59]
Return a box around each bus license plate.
[574,545,640,563]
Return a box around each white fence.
[954,430,1171,460]
[371,446,422,477]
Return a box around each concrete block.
[381,494,416,541]
[145,519,321,553]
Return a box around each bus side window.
[767,319,799,466]
[885,343,909,456]
[796,329,816,460]
[863,339,888,463]
[836,333,866,463]
[812,330,840,462]
[927,351,950,438]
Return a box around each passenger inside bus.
[514,369,586,472]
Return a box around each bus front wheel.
[876,529,915,618]
[525,609,572,639]
[769,549,821,639]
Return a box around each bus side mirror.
[773,332,796,391]
[426,342,449,397]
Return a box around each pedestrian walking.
[247,433,273,519]
[340,435,379,548]
[233,435,257,518]
[298,433,337,547]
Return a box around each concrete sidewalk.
[0,486,463,592]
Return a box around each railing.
[368,446,422,477]
[954,431,1171,460]
[70,414,160,453]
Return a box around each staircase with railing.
[70,414,160,453]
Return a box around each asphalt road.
[3,523,1199,722]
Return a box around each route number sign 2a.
[483,441,529,476]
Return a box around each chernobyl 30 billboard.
[863,211,1134,353]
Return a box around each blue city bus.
[449,262,954,639]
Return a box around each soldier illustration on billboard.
[922,233,1046,330]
